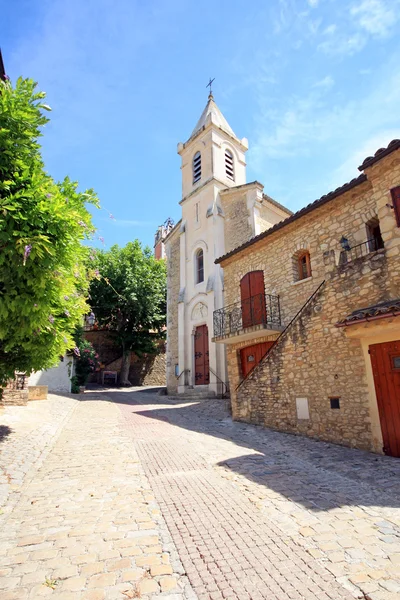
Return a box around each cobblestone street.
[1,388,400,599]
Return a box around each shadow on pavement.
[80,385,400,512]
[0,425,12,444]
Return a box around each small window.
[195,249,204,284]
[195,202,200,223]
[225,149,234,181]
[390,186,400,227]
[193,151,201,184]
[330,397,340,409]
[391,355,400,371]
[297,251,312,281]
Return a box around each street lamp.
[340,236,351,252]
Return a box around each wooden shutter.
[249,271,266,326]
[240,273,252,328]
[240,271,266,328]
[391,187,400,227]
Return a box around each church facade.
[164,94,290,395]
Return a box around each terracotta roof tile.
[336,299,400,327]
[215,174,367,265]
[358,139,400,171]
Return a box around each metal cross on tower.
[206,77,215,97]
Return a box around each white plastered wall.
[28,355,73,393]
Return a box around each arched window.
[195,249,204,284]
[193,151,201,183]
[225,149,234,181]
[297,251,312,281]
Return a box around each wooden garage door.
[240,341,274,378]
[369,340,400,457]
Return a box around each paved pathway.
[112,387,400,600]
[1,388,400,600]
[0,393,193,600]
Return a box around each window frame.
[195,248,204,284]
[297,251,312,281]
[193,151,202,184]
[225,148,235,181]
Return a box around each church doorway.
[194,324,210,386]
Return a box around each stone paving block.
[2,389,400,600]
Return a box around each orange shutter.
[391,187,400,227]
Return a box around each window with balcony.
[240,271,266,328]
[366,217,384,252]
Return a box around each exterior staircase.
[166,386,218,400]
[237,279,327,390]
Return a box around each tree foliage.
[0,76,99,386]
[88,241,166,384]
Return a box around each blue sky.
[3,0,400,250]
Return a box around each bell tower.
[171,90,248,395]
[177,92,248,200]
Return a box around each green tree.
[88,241,167,385]
[0,76,99,387]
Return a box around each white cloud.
[350,0,399,37]
[323,24,337,35]
[312,75,335,89]
[332,130,400,185]
[318,32,365,56]
[250,55,400,173]
[108,219,156,227]
[307,0,319,6]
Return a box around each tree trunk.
[120,349,132,386]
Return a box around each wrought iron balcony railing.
[339,237,384,265]
[213,293,281,339]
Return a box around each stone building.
[164,93,290,395]
[214,139,400,457]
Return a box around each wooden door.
[369,340,400,457]
[240,271,266,329]
[194,324,210,386]
[240,341,274,378]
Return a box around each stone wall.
[220,191,253,254]
[1,376,29,406]
[221,148,400,452]
[166,229,180,393]
[2,390,28,406]
[84,330,166,387]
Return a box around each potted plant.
[72,333,100,393]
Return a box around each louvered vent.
[225,149,234,181]
[193,151,201,183]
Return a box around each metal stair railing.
[209,366,229,399]
[236,280,326,391]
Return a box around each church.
[161,89,400,457]
[162,91,290,396]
